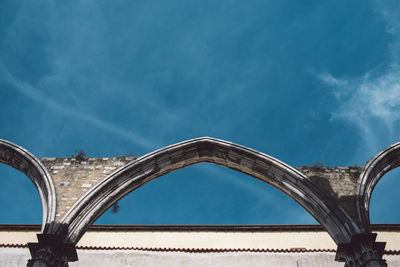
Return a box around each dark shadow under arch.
[60,137,360,245]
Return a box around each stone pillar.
[27,234,77,267]
[336,233,387,267]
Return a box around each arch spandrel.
[357,142,400,230]
[0,139,56,233]
[59,137,360,245]
[39,157,134,222]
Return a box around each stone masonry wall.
[297,166,361,219]
[41,157,136,221]
[40,157,362,222]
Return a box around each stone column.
[336,233,387,267]
[27,234,77,267]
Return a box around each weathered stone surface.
[2,137,394,267]
[297,167,361,221]
[356,142,400,231]
[39,156,362,225]
[0,139,56,233]
[42,138,359,251]
[40,157,135,222]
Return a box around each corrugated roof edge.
[1,243,400,255]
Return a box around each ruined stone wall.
[297,166,361,219]
[39,157,362,222]
[40,157,135,221]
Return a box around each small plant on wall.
[111,202,120,214]
[72,150,87,161]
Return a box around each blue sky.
[0,0,399,225]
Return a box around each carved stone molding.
[336,233,387,267]
[0,139,56,233]
[28,234,77,267]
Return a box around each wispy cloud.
[0,62,161,150]
[195,163,315,223]
[319,1,400,155]
[318,72,348,88]
[320,68,400,152]
[197,163,276,202]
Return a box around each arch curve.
[60,137,360,244]
[0,139,56,233]
[356,142,400,230]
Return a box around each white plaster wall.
[377,231,400,250]
[1,229,399,266]
[77,231,336,249]
[0,248,31,266]
[2,248,400,267]
[2,230,399,250]
[69,250,343,267]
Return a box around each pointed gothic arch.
[59,137,360,245]
[0,139,56,233]
[356,142,400,231]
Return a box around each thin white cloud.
[318,72,348,87]
[377,0,400,35]
[319,1,400,156]
[0,62,161,150]
[321,67,400,155]
[203,165,275,200]
[195,163,315,223]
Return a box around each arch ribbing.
[356,142,400,231]
[60,137,360,245]
[0,139,56,233]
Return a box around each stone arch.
[60,137,360,245]
[356,142,400,231]
[0,139,56,233]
